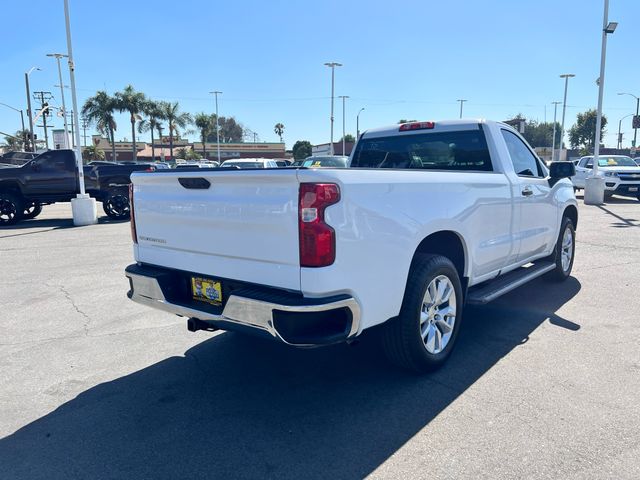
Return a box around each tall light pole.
[617,92,639,148]
[617,114,634,149]
[209,91,222,163]
[324,62,342,155]
[357,107,365,138]
[24,66,41,152]
[551,101,562,161]
[64,0,97,225]
[457,99,467,119]
[47,53,70,149]
[584,0,617,206]
[558,73,575,161]
[338,95,349,155]
[0,103,26,149]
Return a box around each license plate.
[629,187,638,192]
[191,277,222,305]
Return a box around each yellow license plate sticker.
[191,277,222,305]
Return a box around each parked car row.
[571,155,640,200]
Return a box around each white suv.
[572,155,640,200]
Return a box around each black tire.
[0,192,24,226]
[23,202,43,220]
[546,216,575,282]
[102,191,130,220]
[382,254,464,373]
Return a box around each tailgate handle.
[178,177,211,189]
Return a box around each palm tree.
[82,91,117,162]
[159,101,192,160]
[83,144,105,161]
[274,123,285,143]
[115,85,147,161]
[138,100,164,161]
[194,113,212,159]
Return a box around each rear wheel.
[0,193,24,226]
[382,254,463,373]
[23,202,43,220]
[103,191,130,220]
[546,216,575,282]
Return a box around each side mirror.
[549,161,575,179]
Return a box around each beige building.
[89,134,286,162]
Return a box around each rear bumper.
[125,264,361,347]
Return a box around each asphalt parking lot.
[1,197,639,480]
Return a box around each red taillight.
[129,183,137,244]
[299,183,340,267]
[399,121,435,131]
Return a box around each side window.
[501,130,543,177]
[36,153,74,172]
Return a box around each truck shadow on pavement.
[0,216,128,239]
[0,277,581,480]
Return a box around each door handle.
[522,186,533,197]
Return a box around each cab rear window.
[350,129,493,171]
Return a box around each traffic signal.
[43,102,50,117]
[633,115,640,129]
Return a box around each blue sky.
[1,0,639,149]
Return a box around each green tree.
[159,101,192,160]
[274,123,285,143]
[292,140,312,160]
[194,113,213,158]
[206,116,244,143]
[138,101,164,162]
[82,91,117,161]
[339,134,356,143]
[114,85,147,161]
[82,144,105,161]
[568,109,608,153]
[520,121,562,148]
[1,129,29,150]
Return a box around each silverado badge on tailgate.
[191,277,222,305]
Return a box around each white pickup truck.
[571,155,640,200]
[125,120,578,372]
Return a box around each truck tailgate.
[131,170,301,291]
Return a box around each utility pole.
[324,62,342,155]
[357,107,365,138]
[558,73,575,160]
[209,91,222,163]
[25,67,41,152]
[338,95,349,155]
[551,101,562,161]
[457,99,467,118]
[48,53,70,148]
[33,91,53,149]
[81,115,89,147]
[69,109,75,147]
[253,132,257,143]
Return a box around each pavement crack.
[44,282,91,336]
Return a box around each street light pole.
[617,93,639,148]
[64,0,98,225]
[551,101,562,162]
[0,103,26,149]
[457,99,467,119]
[357,107,365,138]
[324,62,342,155]
[558,73,575,161]
[47,53,70,149]
[338,95,349,155]
[24,66,40,152]
[209,91,222,163]
[617,114,634,149]
[584,0,617,206]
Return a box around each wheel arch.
[410,230,468,283]
[563,204,578,230]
